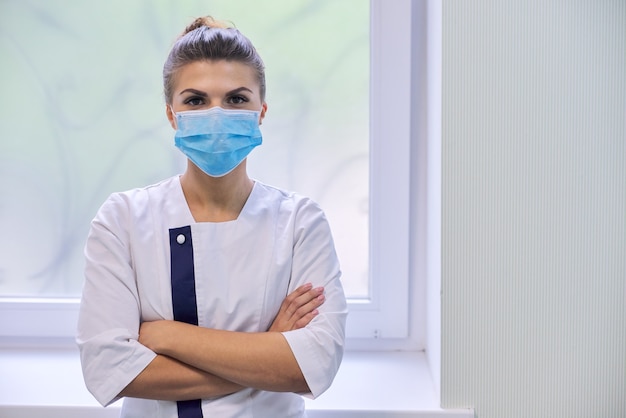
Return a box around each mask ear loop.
[168,105,179,130]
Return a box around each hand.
[139,320,181,354]
[268,283,325,332]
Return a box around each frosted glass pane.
[0,1,369,298]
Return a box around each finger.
[293,310,319,329]
[288,283,314,300]
[279,283,314,315]
[269,287,324,332]
[293,292,325,319]
[280,285,325,324]
[289,286,324,310]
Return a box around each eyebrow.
[226,87,254,95]
[179,87,254,96]
[179,88,207,97]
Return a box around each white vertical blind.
[442,1,626,417]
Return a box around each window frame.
[0,0,417,347]
[345,0,412,341]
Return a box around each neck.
[180,162,254,222]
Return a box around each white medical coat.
[76,176,347,418]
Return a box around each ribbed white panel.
[441,1,625,417]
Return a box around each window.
[0,0,414,343]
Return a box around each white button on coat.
[176,234,186,245]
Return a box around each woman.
[77,16,347,417]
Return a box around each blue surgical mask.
[173,107,263,177]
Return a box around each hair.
[163,16,266,104]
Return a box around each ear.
[258,102,268,125]
[166,105,177,130]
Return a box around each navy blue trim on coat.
[170,226,203,418]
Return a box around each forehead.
[173,60,260,93]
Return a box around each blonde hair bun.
[182,16,232,36]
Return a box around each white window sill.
[0,345,472,417]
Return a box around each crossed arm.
[118,283,325,401]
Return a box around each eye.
[184,96,205,106]
[227,95,249,105]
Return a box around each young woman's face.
[167,59,267,128]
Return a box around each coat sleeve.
[76,193,156,407]
[281,198,348,399]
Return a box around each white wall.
[441,1,626,417]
